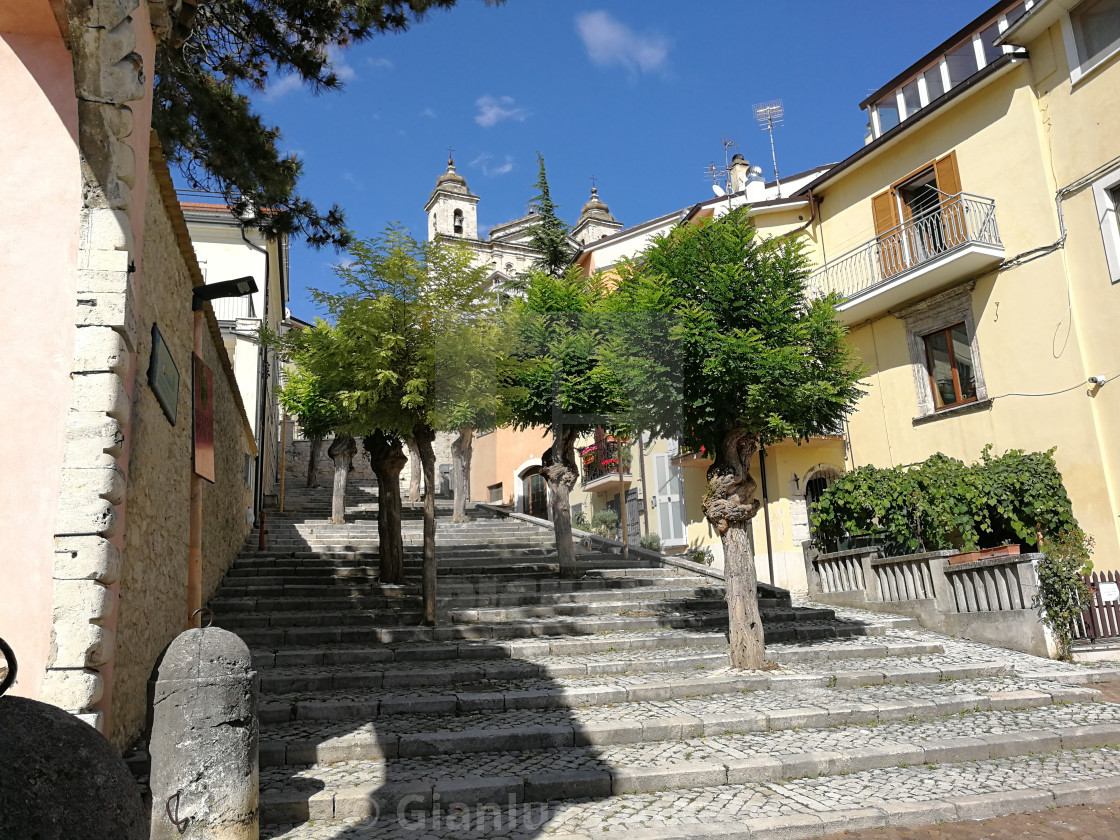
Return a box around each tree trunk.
[406,437,422,503]
[451,426,475,523]
[307,436,323,488]
[542,428,580,579]
[364,432,406,585]
[702,427,767,670]
[414,423,438,625]
[327,434,356,525]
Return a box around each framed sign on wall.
[148,324,180,425]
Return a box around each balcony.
[580,440,632,492]
[810,194,1003,325]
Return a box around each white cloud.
[327,46,356,82]
[471,153,515,177]
[421,107,437,119]
[474,95,528,128]
[343,171,363,190]
[264,73,303,100]
[367,56,394,70]
[575,10,669,77]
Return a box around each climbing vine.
[1034,528,1094,661]
[811,446,1080,557]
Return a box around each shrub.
[688,546,715,566]
[590,509,620,539]
[811,446,1080,557]
[639,533,662,552]
[1034,527,1094,661]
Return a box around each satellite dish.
[712,184,726,197]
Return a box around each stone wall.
[110,145,254,750]
[283,428,455,492]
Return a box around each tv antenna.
[704,162,725,197]
[754,99,784,196]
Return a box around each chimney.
[729,154,751,193]
[745,165,767,203]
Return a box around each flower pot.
[948,544,1021,565]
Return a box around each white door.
[652,454,686,547]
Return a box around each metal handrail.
[809,193,1001,302]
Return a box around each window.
[453,209,464,235]
[945,40,980,86]
[1091,168,1120,283]
[896,284,988,418]
[923,323,978,409]
[1064,0,1120,82]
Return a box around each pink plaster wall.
[0,10,80,699]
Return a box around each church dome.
[580,187,616,222]
[435,157,469,193]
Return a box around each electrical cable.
[987,367,1120,403]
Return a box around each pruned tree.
[503,266,623,578]
[154,0,505,247]
[277,367,340,487]
[308,227,500,619]
[608,209,864,668]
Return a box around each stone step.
[250,636,944,682]
[256,651,993,721]
[223,610,894,647]
[449,597,814,623]
[257,706,1120,824]
[255,677,1098,767]
[212,584,733,615]
[260,745,1120,833]
[215,575,720,600]
[250,630,734,669]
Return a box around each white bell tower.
[424,155,479,242]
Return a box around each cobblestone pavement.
[822,800,1120,839]
[261,748,1120,839]
[260,702,1120,793]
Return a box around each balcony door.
[872,151,963,280]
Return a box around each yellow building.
[802,0,1120,567]
[472,0,1120,585]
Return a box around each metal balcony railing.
[809,194,1001,302]
[580,440,630,487]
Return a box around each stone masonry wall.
[110,146,254,750]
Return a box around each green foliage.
[688,546,715,566]
[639,533,662,552]
[524,153,574,276]
[606,208,865,458]
[1034,528,1094,661]
[277,367,340,439]
[155,0,503,248]
[273,227,504,438]
[503,266,625,437]
[811,447,1082,557]
[589,509,620,539]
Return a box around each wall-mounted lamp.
[192,276,257,309]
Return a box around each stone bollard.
[0,695,147,839]
[150,627,259,839]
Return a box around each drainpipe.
[759,445,776,586]
[241,228,270,529]
[637,430,650,536]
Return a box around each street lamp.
[188,276,258,628]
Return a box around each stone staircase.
[208,483,1120,840]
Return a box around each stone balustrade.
[806,544,1055,658]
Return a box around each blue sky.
[245,0,988,318]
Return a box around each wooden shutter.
[871,189,901,236]
[933,151,962,196]
[934,151,965,244]
[871,188,904,278]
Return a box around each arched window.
[453,209,464,234]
